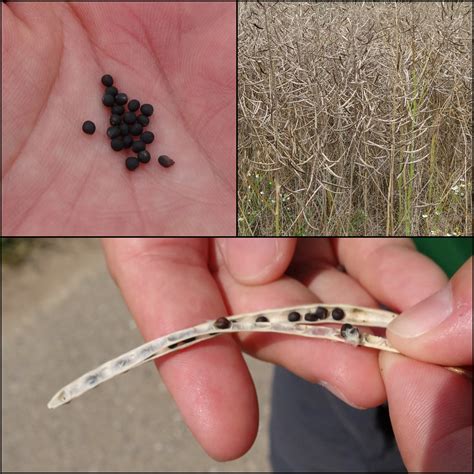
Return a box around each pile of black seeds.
[81,74,174,171]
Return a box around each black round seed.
[115,92,128,106]
[82,120,96,135]
[140,103,154,116]
[111,137,124,151]
[288,311,301,322]
[125,156,139,171]
[111,105,124,115]
[214,317,231,329]
[105,86,118,96]
[131,140,146,153]
[137,114,149,126]
[123,135,133,148]
[102,94,115,107]
[123,111,137,124]
[128,99,140,112]
[315,306,329,320]
[107,126,121,139]
[332,307,345,320]
[340,323,360,341]
[119,123,129,136]
[110,114,122,126]
[101,74,113,87]
[158,155,175,168]
[304,312,317,322]
[129,123,143,136]
[141,131,155,144]
[137,150,151,163]
[256,315,269,323]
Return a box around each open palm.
[2,2,236,236]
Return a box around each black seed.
[168,343,178,349]
[256,315,269,323]
[214,317,231,329]
[332,307,345,320]
[140,103,154,116]
[101,74,113,87]
[111,137,124,151]
[132,140,146,153]
[119,123,129,136]
[123,135,133,148]
[123,111,137,124]
[115,92,128,106]
[111,105,125,115]
[125,156,139,171]
[315,306,329,320]
[288,311,301,322]
[340,323,360,340]
[137,114,149,126]
[82,120,96,135]
[110,114,122,126]
[158,155,175,168]
[141,131,155,144]
[304,312,317,321]
[137,150,151,163]
[209,332,218,336]
[128,99,140,112]
[130,123,143,136]
[107,126,121,139]
[105,86,118,96]
[182,337,196,344]
[102,94,115,107]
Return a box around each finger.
[335,238,448,311]
[386,257,472,366]
[102,238,258,461]
[215,237,297,285]
[380,351,472,471]
[212,259,386,409]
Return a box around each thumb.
[386,257,472,367]
[216,238,296,285]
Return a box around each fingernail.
[220,238,281,282]
[388,283,453,338]
[318,381,364,409]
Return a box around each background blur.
[2,238,272,472]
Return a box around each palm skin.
[2,2,236,235]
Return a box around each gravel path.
[2,239,272,472]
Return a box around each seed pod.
[111,137,124,151]
[140,103,154,116]
[82,120,96,135]
[115,93,128,106]
[125,157,139,171]
[128,99,140,112]
[102,94,115,107]
[157,155,175,168]
[110,114,122,126]
[141,131,154,144]
[107,126,121,139]
[129,123,143,136]
[101,74,113,87]
[137,115,149,126]
[131,140,146,153]
[137,150,151,163]
[123,112,137,124]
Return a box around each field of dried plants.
[238,2,472,236]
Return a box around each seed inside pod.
[158,155,175,168]
[340,323,360,345]
[214,317,231,329]
[287,311,301,322]
[315,306,328,319]
[332,307,345,320]
[256,315,269,323]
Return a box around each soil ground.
[2,238,272,472]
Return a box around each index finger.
[102,238,258,461]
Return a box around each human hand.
[2,2,235,235]
[103,237,455,462]
[381,257,472,471]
